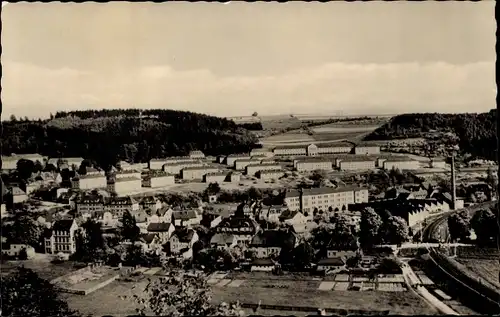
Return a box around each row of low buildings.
[250,142,381,157]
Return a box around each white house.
[172,210,202,227]
[1,244,36,259]
[169,229,199,259]
[146,222,175,244]
[44,219,79,255]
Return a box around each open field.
[261,133,315,143]
[456,259,500,290]
[1,259,82,281]
[311,125,380,133]
[212,286,436,315]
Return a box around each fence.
[239,302,390,315]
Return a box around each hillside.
[1,109,258,169]
[364,110,497,160]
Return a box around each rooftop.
[182,166,219,171]
[172,210,199,220]
[246,163,281,168]
[172,228,196,243]
[52,219,75,232]
[147,222,173,232]
[285,186,368,198]
[259,169,284,175]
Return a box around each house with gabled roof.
[250,229,297,259]
[104,196,139,219]
[44,219,79,255]
[146,222,175,243]
[210,233,238,250]
[172,209,201,227]
[140,195,162,212]
[169,228,199,259]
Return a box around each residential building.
[284,186,369,213]
[47,157,84,168]
[316,257,346,271]
[295,159,332,172]
[204,172,228,183]
[250,229,297,259]
[383,159,420,171]
[169,228,199,259]
[172,209,202,227]
[225,154,252,167]
[146,207,173,225]
[258,170,285,180]
[142,172,175,187]
[250,148,274,158]
[317,143,353,155]
[245,163,282,176]
[115,170,142,180]
[234,159,261,171]
[181,166,220,180]
[273,145,307,156]
[260,205,287,223]
[338,159,376,171]
[349,197,450,227]
[118,161,148,171]
[215,213,261,244]
[1,204,7,219]
[76,195,105,216]
[201,213,223,228]
[1,243,36,259]
[327,249,357,259]
[107,177,142,196]
[71,174,107,190]
[210,233,238,249]
[230,172,241,183]
[189,150,205,159]
[44,219,79,255]
[140,196,162,212]
[105,196,139,219]
[146,222,175,243]
[163,162,204,175]
[11,187,28,204]
[2,154,46,171]
[250,259,276,272]
[279,210,308,233]
[354,145,381,155]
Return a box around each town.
[1,120,499,316]
[2,2,497,317]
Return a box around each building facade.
[295,159,332,172]
[383,160,420,171]
[104,196,140,219]
[258,170,285,180]
[354,145,381,155]
[245,163,282,176]
[71,174,107,190]
[284,186,369,213]
[107,177,142,195]
[338,160,376,171]
[234,159,261,171]
[226,154,252,166]
[181,167,220,180]
[204,172,228,183]
[189,150,205,159]
[162,162,204,175]
[44,219,79,255]
[142,172,176,187]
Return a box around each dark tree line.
[2,109,259,170]
[237,122,264,131]
[364,110,497,160]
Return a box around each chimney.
[450,155,457,210]
[299,188,304,213]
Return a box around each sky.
[1,2,496,119]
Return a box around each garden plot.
[143,267,162,276]
[333,282,350,291]
[334,274,350,282]
[215,279,232,287]
[227,280,245,288]
[352,276,369,283]
[377,283,406,292]
[318,281,336,291]
[362,282,375,291]
[378,274,405,283]
[52,266,120,295]
[207,278,220,285]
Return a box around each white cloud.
[1,60,495,119]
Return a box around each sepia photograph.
[1,2,498,316]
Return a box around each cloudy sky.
[1,2,496,119]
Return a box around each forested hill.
[2,109,259,169]
[364,110,497,160]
